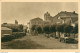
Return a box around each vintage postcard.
[0,0,80,52]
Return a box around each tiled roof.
[1,23,22,27]
[52,11,78,23]
[58,11,78,17]
[30,17,43,21]
[1,27,12,30]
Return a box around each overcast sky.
[1,2,78,25]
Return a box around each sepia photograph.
[1,2,78,49]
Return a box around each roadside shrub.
[50,25,56,38]
[43,26,50,38]
[36,26,42,34]
[31,25,36,31]
[12,32,26,39]
[10,24,23,32]
[1,35,15,42]
[1,32,26,42]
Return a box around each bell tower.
[15,20,18,25]
[44,12,50,21]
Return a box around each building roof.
[59,11,78,15]
[1,27,12,30]
[1,23,23,28]
[30,17,43,21]
[52,11,78,24]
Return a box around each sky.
[1,2,78,25]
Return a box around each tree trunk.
[51,32,53,37]
[69,33,70,37]
[48,33,49,38]
[58,32,60,38]
[74,33,75,38]
[55,32,56,38]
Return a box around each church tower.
[15,20,18,25]
[44,12,51,21]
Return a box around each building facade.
[28,11,78,33]
[28,17,43,32]
[44,11,78,26]
[44,12,53,23]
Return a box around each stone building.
[44,12,53,23]
[53,11,78,24]
[53,11,78,26]
[44,11,78,26]
[15,20,18,25]
[29,17,43,32]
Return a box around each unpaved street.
[1,33,78,49]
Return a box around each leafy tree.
[64,25,73,36]
[56,25,64,38]
[18,24,23,32]
[31,25,39,35]
[71,28,76,38]
[50,25,56,38]
[74,24,78,34]
[71,24,78,38]
[59,24,64,33]
[11,28,18,32]
[43,26,50,38]
[31,25,36,31]
[36,26,42,34]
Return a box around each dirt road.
[1,33,78,49]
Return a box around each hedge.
[1,32,26,42]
